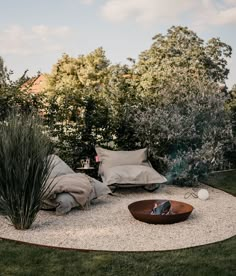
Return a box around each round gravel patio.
[0,184,235,252]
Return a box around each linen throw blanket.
[44,173,93,208]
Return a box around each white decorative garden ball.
[198,189,209,200]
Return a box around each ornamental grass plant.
[0,112,54,230]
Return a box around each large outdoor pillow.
[44,174,111,215]
[103,165,167,186]
[89,177,111,200]
[54,179,111,215]
[48,154,75,179]
[48,173,93,206]
[55,193,78,216]
[95,147,149,175]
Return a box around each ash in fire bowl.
[128,199,194,224]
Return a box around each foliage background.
[0,26,235,185]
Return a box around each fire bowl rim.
[128,199,194,224]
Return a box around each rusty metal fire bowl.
[128,199,194,224]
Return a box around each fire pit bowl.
[128,199,193,224]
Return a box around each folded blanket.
[44,173,93,208]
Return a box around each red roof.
[21,74,45,94]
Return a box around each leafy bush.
[0,73,44,122]
[0,87,44,121]
[127,81,234,186]
[1,26,234,188]
[0,113,54,229]
[44,88,113,170]
[103,64,140,150]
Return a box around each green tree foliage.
[0,56,8,88]
[42,48,113,169]
[44,47,110,95]
[0,81,44,121]
[226,84,236,165]
[0,113,54,229]
[134,26,232,101]
[228,84,236,112]
[127,80,234,185]
[103,64,140,149]
[0,56,43,121]
[42,26,234,184]
[45,88,113,170]
[1,26,234,186]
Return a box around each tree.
[134,26,232,101]
[44,87,113,170]
[229,84,236,109]
[228,84,236,137]
[128,80,234,185]
[103,64,140,149]
[44,47,110,96]
[0,57,8,88]
[0,58,42,121]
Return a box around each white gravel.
[0,184,235,252]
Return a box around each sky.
[0,0,236,88]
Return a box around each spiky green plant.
[0,112,54,229]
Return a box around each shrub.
[0,82,44,121]
[0,112,54,229]
[44,89,113,170]
[128,81,234,186]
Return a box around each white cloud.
[32,25,71,40]
[101,0,194,24]
[0,25,72,55]
[101,0,236,27]
[80,0,94,5]
[224,0,236,4]
[192,0,236,30]
[210,6,236,25]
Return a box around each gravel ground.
[0,184,235,252]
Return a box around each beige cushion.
[54,178,111,215]
[55,193,78,215]
[103,165,167,186]
[45,155,111,215]
[89,177,111,199]
[95,147,149,175]
[44,175,111,215]
[55,178,111,215]
[48,154,74,179]
[48,173,93,207]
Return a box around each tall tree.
[229,84,236,108]
[134,26,232,101]
[0,57,41,121]
[44,47,110,96]
[228,84,236,136]
[0,57,7,88]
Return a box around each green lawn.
[204,170,236,196]
[0,171,235,276]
